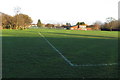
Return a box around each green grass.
[2,29,118,78]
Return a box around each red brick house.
[70,24,100,31]
[70,24,88,30]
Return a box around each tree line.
[91,17,120,31]
[1,12,33,30]
[1,13,120,31]
[36,17,120,31]
[101,20,120,31]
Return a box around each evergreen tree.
[37,19,42,27]
[76,22,80,28]
[76,22,85,28]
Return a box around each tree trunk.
[78,25,79,28]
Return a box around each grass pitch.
[2,28,118,78]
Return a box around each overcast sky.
[0,0,119,25]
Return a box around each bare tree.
[106,17,116,31]
[14,6,21,29]
[14,6,21,15]
[92,21,103,30]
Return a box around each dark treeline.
[101,20,120,31]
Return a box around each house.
[70,22,100,31]
[86,24,101,30]
[70,24,88,30]
[31,24,37,27]
[86,25,94,30]
[61,25,72,29]
[45,24,54,28]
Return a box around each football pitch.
[2,28,118,78]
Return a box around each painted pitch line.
[38,32,74,66]
[72,63,118,67]
[38,32,118,67]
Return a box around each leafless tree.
[106,17,116,31]
[14,6,21,29]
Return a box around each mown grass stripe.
[38,32,118,67]
[38,32,74,66]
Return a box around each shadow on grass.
[2,35,118,78]
[41,31,118,39]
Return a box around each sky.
[0,0,119,25]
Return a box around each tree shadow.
[41,31,118,39]
[2,35,118,78]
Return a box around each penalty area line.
[38,32,118,67]
[38,32,74,66]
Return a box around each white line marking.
[38,32,74,66]
[38,32,118,67]
[72,63,118,67]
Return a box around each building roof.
[71,24,88,27]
